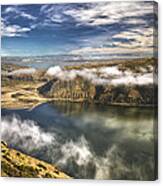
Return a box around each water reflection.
[1,102,157,180]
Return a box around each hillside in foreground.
[1,141,71,178]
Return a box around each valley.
[1,58,158,109]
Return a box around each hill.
[1,141,71,178]
[38,58,158,106]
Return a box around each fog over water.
[1,102,157,180]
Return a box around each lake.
[1,102,157,180]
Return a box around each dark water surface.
[1,102,157,180]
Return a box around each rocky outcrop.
[38,76,96,102]
[1,141,71,178]
[94,84,157,106]
[38,77,157,106]
[37,58,157,106]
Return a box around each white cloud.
[38,2,155,28]
[39,4,68,25]
[63,2,156,56]
[3,6,36,20]
[1,13,33,37]
[113,27,156,49]
[64,2,153,26]
[70,46,153,56]
[1,20,31,37]
[46,65,154,86]
[40,5,49,13]
[69,25,157,56]
[20,12,36,20]
[46,66,63,76]
[8,68,36,75]
[4,6,16,13]
[122,18,147,25]
[1,2,157,56]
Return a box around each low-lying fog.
[46,65,154,85]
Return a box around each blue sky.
[1,1,157,57]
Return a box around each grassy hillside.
[1,141,71,178]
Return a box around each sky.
[1,1,158,58]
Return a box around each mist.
[8,68,36,75]
[46,65,154,86]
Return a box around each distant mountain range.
[1,53,153,64]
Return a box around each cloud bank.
[8,68,36,75]
[46,65,154,86]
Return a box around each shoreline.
[1,98,157,111]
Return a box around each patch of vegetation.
[1,141,71,179]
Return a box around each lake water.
[1,102,157,180]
